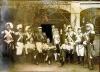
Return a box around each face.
[30,38,33,43]
[6,25,11,30]
[78,29,81,33]
[43,32,46,36]
[65,39,68,44]
[52,25,55,29]
[64,24,66,28]
[86,26,91,31]
[19,28,22,32]
[38,28,42,32]
[60,29,62,34]
[67,38,72,42]
[68,27,72,32]
[47,38,50,43]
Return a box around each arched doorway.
[39,8,70,42]
[80,8,100,33]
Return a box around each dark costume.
[84,30,95,69]
[60,44,67,66]
[35,30,44,64]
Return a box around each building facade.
[0,1,100,56]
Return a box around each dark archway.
[40,8,70,42]
[41,24,52,42]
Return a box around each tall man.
[1,22,15,62]
[83,23,95,70]
[24,26,35,62]
[15,24,24,59]
[35,27,44,64]
[65,25,76,63]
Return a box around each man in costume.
[15,24,24,60]
[65,25,76,63]
[24,26,35,62]
[35,27,44,64]
[1,22,15,62]
[83,23,95,70]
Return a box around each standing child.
[75,27,84,65]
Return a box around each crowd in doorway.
[0,22,95,70]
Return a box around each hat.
[17,24,23,30]
[5,22,13,29]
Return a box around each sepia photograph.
[0,0,100,72]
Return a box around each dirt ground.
[0,62,99,72]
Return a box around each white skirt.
[76,44,84,56]
[16,42,24,55]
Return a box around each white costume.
[15,24,24,55]
[61,42,74,51]
[53,29,60,45]
[75,28,84,56]
[1,22,14,44]
[16,41,24,55]
[66,42,74,51]
[76,44,84,56]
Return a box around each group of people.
[1,22,95,70]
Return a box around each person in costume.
[24,26,35,62]
[1,22,15,62]
[53,28,60,62]
[65,25,76,63]
[15,24,24,57]
[83,23,95,70]
[75,27,84,65]
[35,27,44,64]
